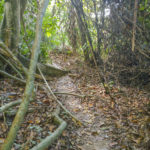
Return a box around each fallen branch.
[0,43,68,80]
[0,44,46,80]
[0,108,35,118]
[53,92,86,98]
[18,53,69,77]
[0,42,28,76]
[38,66,83,126]
[136,46,150,59]
[0,99,22,113]
[0,70,26,84]
[0,54,23,79]
[30,107,67,150]
[0,98,35,113]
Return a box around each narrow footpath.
[51,54,111,150]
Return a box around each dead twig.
[53,92,86,98]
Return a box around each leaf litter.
[0,53,149,150]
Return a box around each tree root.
[0,54,23,79]
[0,98,35,113]
[0,99,22,113]
[30,107,67,150]
[0,108,35,118]
[0,42,28,75]
[0,70,26,84]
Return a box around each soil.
[55,75,110,150]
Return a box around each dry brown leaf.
[43,99,50,104]
[27,120,34,124]
[35,117,41,124]
[88,103,94,107]
[49,125,55,132]
[73,108,80,112]
[62,130,67,136]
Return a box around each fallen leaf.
[43,99,50,104]
[62,131,67,136]
[91,131,99,136]
[27,120,34,124]
[88,103,94,107]
[73,108,80,112]
[35,117,41,124]
[49,125,55,132]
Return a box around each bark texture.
[0,0,20,53]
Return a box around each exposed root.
[0,98,35,113]
[0,108,35,118]
[0,99,22,113]
[0,70,26,84]
[30,107,67,150]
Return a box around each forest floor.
[0,52,150,150]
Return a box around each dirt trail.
[55,75,111,150]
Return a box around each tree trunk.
[67,5,78,53]
[0,0,20,53]
[0,0,49,149]
[71,0,96,64]
[0,0,12,48]
[71,0,90,62]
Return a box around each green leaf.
[139,6,145,11]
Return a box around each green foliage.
[39,0,70,61]
[19,1,37,57]
[0,0,4,22]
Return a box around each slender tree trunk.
[77,13,90,61]
[93,0,101,54]
[11,0,20,53]
[0,0,12,48]
[92,0,105,64]
[20,0,27,19]
[67,5,78,53]
[71,0,89,62]
[0,0,20,53]
[71,0,96,63]
[1,0,49,149]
